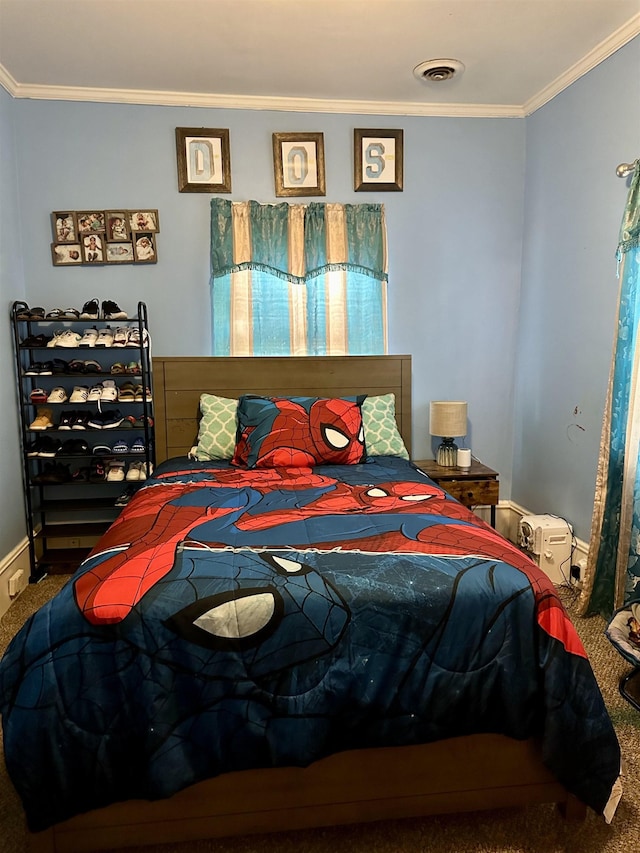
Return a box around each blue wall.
[0,85,27,559]
[11,103,526,480]
[0,36,638,562]
[514,36,640,539]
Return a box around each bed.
[0,355,622,853]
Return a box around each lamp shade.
[429,401,467,437]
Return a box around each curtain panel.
[210,200,388,356]
[580,163,640,616]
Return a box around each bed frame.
[151,354,413,464]
[29,355,584,853]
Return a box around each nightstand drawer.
[443,478,499,508]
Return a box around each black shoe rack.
[11,300,156,581]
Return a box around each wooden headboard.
[152,355,412,464]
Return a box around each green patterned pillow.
[362,393,409,459]
[195,394,238,460]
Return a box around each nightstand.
[413,458,499,527]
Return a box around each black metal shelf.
[12,299,155,581]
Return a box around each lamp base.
[436,438,458,467]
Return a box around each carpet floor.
[0,577,638,853]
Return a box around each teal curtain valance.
[617,162,640,257]
[210,199,388,284]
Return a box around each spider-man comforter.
[0,457,621,831]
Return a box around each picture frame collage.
[51,210,160,267]
[175,127,404,197]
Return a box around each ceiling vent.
[413,59,465,83]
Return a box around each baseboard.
[0,538,31,618]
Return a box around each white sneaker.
[112,327,129,347]
[100,379,118,402]
[125,461,141,481]
[126,328,150,348]
[46,329,66,348]
[138,461,153,480]
[106,460,126,482]
[47,387,68,404]
[78,327,99,347]
[56,329,83,347]
[87,384,104,402]
[96,327,114,347]
[69,385,89,403]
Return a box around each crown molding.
[0,75,523,118]
[1,15,638,119]
[523,12,640,116]
[0,63,18,96]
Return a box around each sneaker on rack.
[125,328,149,348]
[29,388,48,404]
[58,410,75,430]
[102,300,128,321]
[50,358,70,375]
[29,408,54,430]
[69,385,89,404]
[100,410,124,429]
[130,437,145,453]
[86,411,106,429]
[21,333,52,348]
[55,330,83,348]
[61,438,89,456]
[87,384,104,403]
[91,442,112,455]
[134,385,153,402]
[125,461,142,482]
[80,298,100,320]
[95,327,114,348]
[71,411,90,430]
[100,379,118,402]
[106,460,126,482]
[78,327,99,348]
[27,439,42,457]
[47,387,68,404]
[139,461,153,480]
[117,382,136,402]
[37,436,62,458]
[89,460,107,482]
[112,327,129,347]
[71,466,90,483]
[46,330,67,348]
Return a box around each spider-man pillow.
[232,394,367,468]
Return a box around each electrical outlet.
[8,568,26,598]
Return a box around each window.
[210,200,388,355]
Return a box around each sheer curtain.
[210,199,388,356]
[580,162,640,616]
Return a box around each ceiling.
[0,0,639,117]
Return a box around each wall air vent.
[413,59,465,83]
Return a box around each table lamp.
[429,401,467,467]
